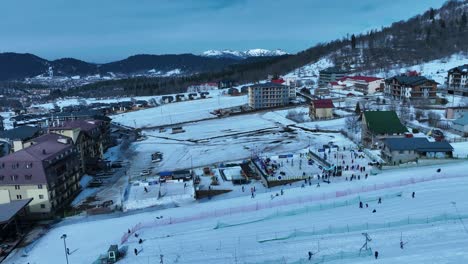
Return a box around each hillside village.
[0,56,467,263]
[0,1,468,263]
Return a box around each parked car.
[140,170,152,176]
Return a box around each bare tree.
[345,115,360,133]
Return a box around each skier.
[366,203,368,208]
[128,229,131,234]
[378,197,381,204]
[372,209,376,213]
[281,189,284,195]
[242,186,245,192]
[359,201,363,208]
[139,238,143,244]
[412,192,415,198]
[144,187,148,193]
[316,183,320,188]
[400,241,404,249]
[374,251,379,259]
[134,248,138,256]
[437,168,441,173]
[134,233,139,238]
[308,251,313,260]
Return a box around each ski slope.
[6,161,468,264]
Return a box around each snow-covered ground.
[284,56,334,85]
[112,94,248,128]
[370,53,468,84]
[7,161,468,264]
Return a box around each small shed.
[108,245,119,263]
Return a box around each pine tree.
[351,34,356,49]
[429,8,435,20]
[355,102,361,114]
[462,11,467,28]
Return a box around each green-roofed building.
[361,111,407,147]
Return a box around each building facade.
[452,115,468,136]
[318,67,348,87]
[49,119,109,174]
[381,137,453,165]
[248,83,292,109]
[339,76,384,94]
[447,64,468,96]
[384,76,438,102]
[309,99,334,120]
[0,134,81,218]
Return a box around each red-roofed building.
[310,99,334,120]
[328,81,346,89]
[339,76,384,94]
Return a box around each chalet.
[381,137,453,165]
[361,111,407,147]
[384,76,438,102]
[445,106,468,119]
[447,64,468,96]
[339,76,384,94]
[309,99,334,120]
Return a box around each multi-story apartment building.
[318,67,348,87]
[447,64,468,96]
[0,133,81,219]
[248,82,292,109]
[49,119,110,173]
[384,76,438,102]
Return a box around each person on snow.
[281,189,284,195]
[366,203,369,208]
[378,197,382,204]
[372,209,376,213]
[128,229,131,234]
[437,168,441,173]
[412,192,415,198]
[308,251,314,260]
[374,251,379,259]
[134,248,138,256]
[359,201,363,208]
[134,233,139,238]
[139,238,143,244]
[316,183,320,188]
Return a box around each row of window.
[0,174,35,181]
[12,184,43,189]
[0,162,34,169]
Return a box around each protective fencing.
[214,192,403,229]
[245,249,373,264]
[121,172,466,245]
[257,212,468,243]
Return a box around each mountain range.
[0,49,288,82]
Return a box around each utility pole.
[61,234,69,264]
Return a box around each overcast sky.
[1,0,447,62]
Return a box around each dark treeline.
[66,0,468,97]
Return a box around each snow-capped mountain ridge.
[202,49,288,59]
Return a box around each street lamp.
[61,234,69,264]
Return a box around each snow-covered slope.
[202,48,288,59]
[366,53,468,84]
[284,56,334,85]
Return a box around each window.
[38,184,43,189]
[40,204,46,209]
[39,194,44,199]
[0,175,4,181]
[14,185,20,190]
[25,175,32,180]
[10,175,18,181]
[16,195,22,199]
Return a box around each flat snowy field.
[111,94,248,128]
[6,161,468,264]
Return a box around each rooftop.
[49,119,102,132]
[363,111,407,135]
[312,99,334,109]
[448,64,468,73]
[0,126,42,141]
[383,137,453,152]
[320,67,348,74]
[340,76,383,83]
[249,82,288,89]
[453,114,468,126]
[386,75,437,86]
[0,198,33,224]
